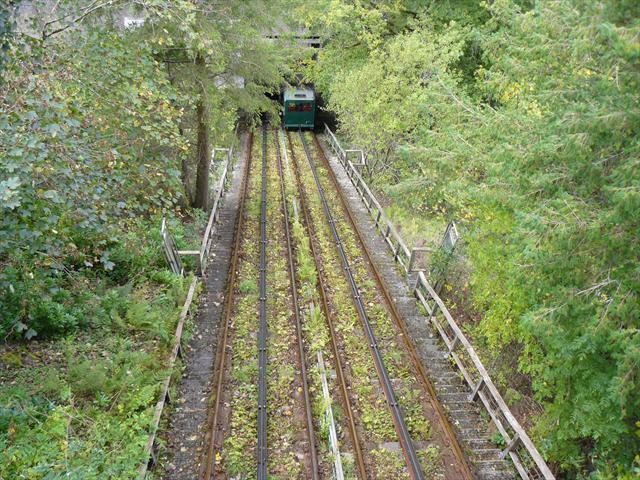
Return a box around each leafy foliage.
[0,2,291,478]
[1,0,292,339]
[306,0,640,476]
[0,18,187,338]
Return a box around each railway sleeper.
[475,459,519,474]
[471,448,506,461]
[464,436,499,447]
[475,469,517,480]
[435,383,470,396]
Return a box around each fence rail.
[323,124,554,480]
[140,141,236,478]
[137,276,197,478]
[199,147,234,273]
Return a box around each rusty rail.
[274,129,320,479]
[140,139,239,479]
[286,129,368,479]
[312,133,473,479]
[299,130,425,480]
[199,133,253,479]
[323,124,555,480]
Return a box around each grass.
[222,133,262,476]
[264,129,307,478]
[0,269,196,480]
[384,203,446,251]
[289,132,404,478]
[281,131,350,478]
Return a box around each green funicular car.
[283,87,316,129]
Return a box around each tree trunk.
[193,55,210,210]
[164,60,195,206]
[181,151,195,207]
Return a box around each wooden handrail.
[138,276,198,478]
[199,146,234,273]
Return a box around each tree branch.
[42,0,119,40]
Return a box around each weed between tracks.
[289,133,417,479]
[306,133,445,477]
[221,136,261,476]
[265,129,308,478]
[218,130,442,479]
[281,131,356,478]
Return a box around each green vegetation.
[306,133,441,475]
[0,269,195,478]
[304,0,639,477]
[1,1,292,478]
[2,0,637,477]
[281,132,352,477]
[222,134,261,476]
[265,129,307,477]
[290,132,417,477]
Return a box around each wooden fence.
[323,124,554,480]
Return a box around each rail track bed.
[189,126,505,479]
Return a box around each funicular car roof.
[284,87,315,102]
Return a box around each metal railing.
[161,146,235,276]
[324,125,412,271]
[140,141,236,478]
[301,130,424,479]
[199,146,234,273]
[323,124,555,480]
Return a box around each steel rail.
[298,130,425,480]
[200,133,253,480]
[273,129,320,479]
[257,125,269,480]
[311,134,475,480]
[286,129,368,480]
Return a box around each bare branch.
[42,0,119,41]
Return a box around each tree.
[1,0,298,336]
[145,0,294,209]
[305,0,640,476]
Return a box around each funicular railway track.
[201,126,320,479]
[273,129,320,479]
[296,130,424,480]
[200,124,474,479]
[290,129,474,479]
[286,129,368,479]
[309,133,473,480]
[200,132,253,480]
[257,124,268,479]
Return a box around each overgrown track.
[311,133,474,480]
[200,133,254,480]
[297,131,425,480]
[198,126,475,479]
[273,130,320,479]
[201,127,321,479]
[257,124,268,480]
[286,129,368,479]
